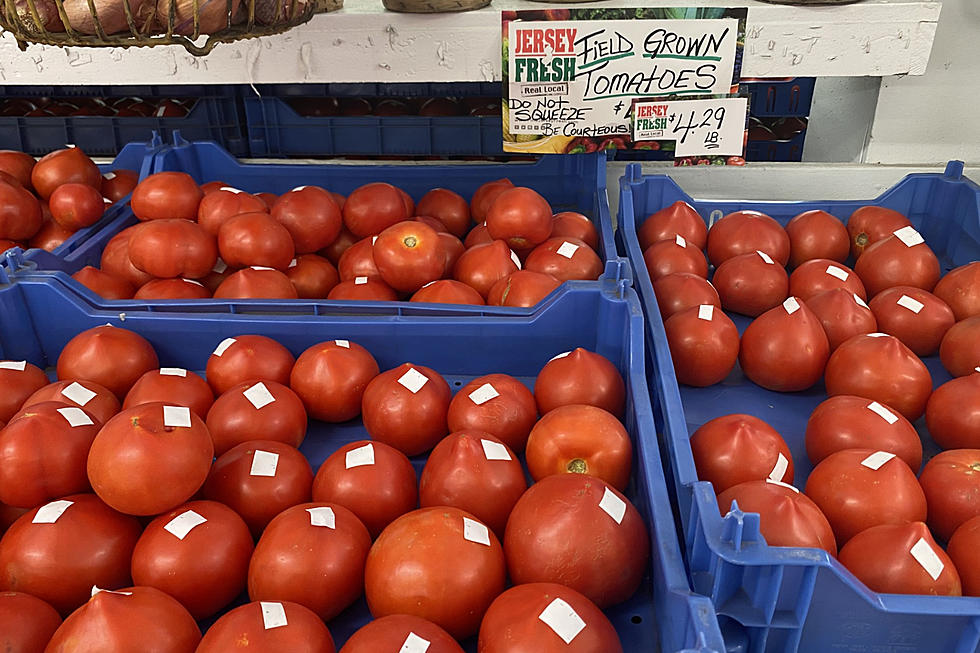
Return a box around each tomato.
[0,180,42,240]
[31,147,101,200]
[690,414,793,494]
[134,278,211,300]
[463,222,493,248]
[272,186,343,253]
[478,582,623,653]
[0,494,141,615]
[130,171,203,221]
[927,373,980,449]
[847,206,912,259]
[485,187,553,250]
[327,277,399,301]
[447,374,537,452]
[638,200,707,251]
[56,325,159,399]
[72,266,135,300]
[453,240,521,299]
[868,286,955,356]
[785,209,849,268]
[653,273,720,321]
[291,341,378,425]
[48,183,105,231]
[131,500,253,619]
[203,440,313,538]
[948,516,980,596]
[213,266,300,299]
[258,191,280,208]
[100,169,138,203]
[196,187,268,235]
[486,270,563,308]
[940,316,980,377]
[917,450,980,541]
[0,238,22,253]
[320,225,357,265]
[838,522,960,595]
[0,359,48,423]
[200,260,234,292]
[534,348,625,417]
[933,261,980,321]
[805,448,926,544]
[199,181,227,194]
[825,333,932,421]
[206,380,307,456]
[471,178,514,222]
[373,221,444,292]
[338,237,381,281]
[525,236,603,282]
[437,231,465,275]
[411,279,485,305]
[739,297,830,392]
[712,250,789,317]
[551,211,599,251]
[22,380,120,425]
[804,288,877,351]
[128,219,218,279]
[343,183,410,237]
[398,187,415,217]
[0,150,36,190]
[215,211,295,271]
[417,188,472,238]
[340,615,463,653]
[415,213,449,234]
[99,226,154,288]
[0,401,99,508]
[642,235,708,280]
[123,368,213,418]
[365,507,506,639]
[855,228,941,297]
[197,601,335,653]
[46,586,201,653]
[0,591,61,653]
[664,304,738,387]
[706,210,790,267]
[805,395,921,470]
[205,334,295,396]
[789,259,866,302]
[361,363,450,456]
[312,440,417,539]
[286,254,339,298]
[31,217,74,251]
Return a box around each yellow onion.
[62,0,155,34]
[14,0,65,32]
[253,0,307,25]
[155,0,241,35]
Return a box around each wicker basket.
[382,0,489,13]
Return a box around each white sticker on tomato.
[0,360,27,371]
[91,586,133,597]
[154,105,167,117]
[250,450,280,477]
[853,293,869,309]
[103,172,117,180]
[33,499,74,524]
[164,510,207,540]
[549,351,570,362]
[910,537,944,580]
[598,487,627,524]
[698,305,714,321]
[538,598,587,645]
[783,297,801,315]
[58,406,94,427]
[481,439,512,461]
[867,401,899,424]
[756,250,774,265]
[62,382,96,406]
[557,241,580,259]
[345,443,375,469]
[288,258,298,268]
[183,279,204,287]
[462,517,491,546]
[675,234,687,248]
[768,453,789,482]
[371,236,378,245]
[65,143,76,148]
[243,382,276,410]
[897,295,925,314]
[250,266,275,271]
[307,506,336,529]
[354,276,369,285]
[399,632,431,653]
[104,197,113,204]
[261,602,288,630]
[468,383,499,405]
[160,367,187,377]
[510,250,522,269]
[894,226,925,247]
[825,265,849,281]
[335,339,350,348]
[163,405,192,428]
[292,185,308,192]
[867,332,889,338]
[861,451,896,471]
[219,186,243,194]
[212,259,228,273]
[397,368,429,394]
[765,479,800,493]
[212,337,236,357]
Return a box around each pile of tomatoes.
[0,147,137,255]
[0,97,192,119]
[70,170,604,305]
[0,323,648,652]
[641,199,980,597]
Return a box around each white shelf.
[0,0,940,85]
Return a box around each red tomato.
[56,325,159,399]
[22,380,120,425]
[286,254,339,298]
[338,237,381,281]
[940,316,980,377]
[785,209,849,268]
[411,279,485,305]
[196,187,268,236]
[839,522,960,595]
[361,363,450,456]
[343,183,410,237]
[804,288,877,351]
[805,448,926,544]
[340,615,463,653]
[453,240,520,299]
[739,297,830,392]
[216,211,295,270]
[505,474,648,608]
[478,583,623,653]
[257,191,280,208]
[666,303,740,385]
[642,236,708,280]
[199,260,234,292]
[690,414,793,494]
[948,515,980,596]
[72,266,135,299]
[847,206,912,259]
[327,277,399,301]
[934,261,980,321]
[855,229,941,296]
[534,348,625,418]
[398,188,415,217]
[706,210,790,267]
[638,200,707,251]
[213,267,299,299]
[0,150,36,190]
[199,181,227,195]
[486,270,559,307]
[551,211,599,251]
[46,586,200,652]
[0,401,99,508]
[0,494,141,616]
[927,373,980,449]
[100,169,138,203]
[272,186,343,253]
[123,368,213,418]
[196,601,335,653]
[805,395,921,470]
[0,180,42,240]
[447,374,537,452]
[712,250,789,317]
[205,334,295,396]
[373,221,444,293]
[868,286,955,356]
[415,211,450,234]
[463,222,493,248]
[48,183,104,231]
[789,259,866,302]
[525,236,603,282]
[0,503,27,534]
[485,187,553,250]
[134,278,211,300]
[206,380,307,456]
[0,591,61,653]
[130,171,203,221]
[717,480,836,555]
[365,507,506,639]
[100,226,154,288]
[918,450,980,541]
[0,359,49,423]
[0,238,22,253]
[131,500,253,619]
[417,188,472,238]
[312,440,417,539]
[320,226,357,265]
[31,147,101,200]
[825,333,932,421]
[653,273,720,321]
[128,219,218,279]
[471,178,514,223]
[437,231,465,275]
[290,340,377,422]
[29,218,72,252]
[203,440,313,538]
[419,432,527,537]
[526,404,631,491]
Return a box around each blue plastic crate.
[616,161,980,653]
[742,79,816,118]
[746,130,806,163]
[0,276,725,653]
[247,83,501,98]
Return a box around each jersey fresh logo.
[513,27,578,83]
[635,103,668,131]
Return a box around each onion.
[156,0,241,35]
[254,0,307,25]
[62,0,154,34]
[14,0,65,32]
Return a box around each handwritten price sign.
[633,96,747,156]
